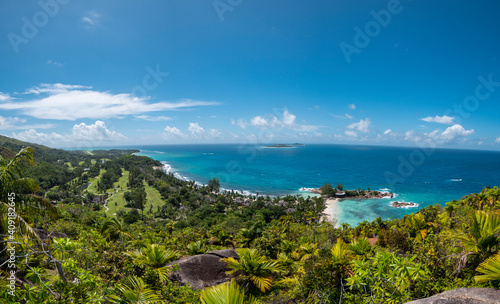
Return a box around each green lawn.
[144,182,166,212]
[64,162,74,171]
[106,191,128,215]
[87,169,106,193]
[93,170,164,216]
[107,169,129,193]
[102,169,130,215]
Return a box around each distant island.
[266,143,305,148]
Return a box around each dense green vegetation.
[1,137,499,303]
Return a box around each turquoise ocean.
[134,144,500,226]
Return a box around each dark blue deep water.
[135,144,500,226]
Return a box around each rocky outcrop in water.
[392,201,416,208]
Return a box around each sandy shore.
[322,198,340,225]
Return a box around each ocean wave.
[381,193,397,199]
[448,179,462,182]
[161,161,191,182]
[299,187,317,192]
[379,188,391,191]
[161,162,173,174]
[220,187,257,197]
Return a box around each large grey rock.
[405,288,500,304]
[168,249,238,290]
[206,249,239,259]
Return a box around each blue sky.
[1,0,500,150]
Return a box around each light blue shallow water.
[135,144,500,226]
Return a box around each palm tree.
[452,211,500,259]
[100,217,133,244]
[348,237,372,258]
[224,248,284,293]
[127,244,180,283]
[405,213,429,242]
[0,147,64,284]
[111,276,163,304]
[0,147,39,202]
[0,147,57,221]
[331,238,354,283]
[186,240,207,255]
[486,187,500,208]
[200,279,257,304]
[293,243,319,262]
[280,240,296,255]
[475,252,500,283]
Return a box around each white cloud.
[188,122,205,137]
[404,124,474,144]
[82,17,94,25]
[346,118,371,137]
[13,129,65,145]
[246,109,318,132]
[12,121,125,147]
[383,129,392,135]
[24,83,92,95]
[0,116,55,130]
[250,116,269,129]
[72,121,126,142]
[348,104,356,110]
[82,11,101,27]
[47,60,63,68]
[0,92,12,102]
[208,129,222,138]
[0,84,220,120]
[135,115,172,121]
[420,115,455,125]
[331,113,353,119]
[344,130,358,137]
[162,123,220,140]
[283,110,296,126]
[231,119,248,129]
[163,126,186,138]
[440,124,474,141]
[495,137,500,143]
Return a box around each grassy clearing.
[144,181,165,212]
[94,170,164,217]
[87,169,106,193]
[114,169,129,189]
[106,169,129,193]
[102,169,130,215]
[106,191,128,215]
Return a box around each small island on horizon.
[265,143,305,148]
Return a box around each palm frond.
[200,279,257,304]
[113,276,163,304]
[475,252,500,283]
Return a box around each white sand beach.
[322,198,340,226]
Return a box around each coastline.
[134,144,495,226]
[322,198,340,226]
